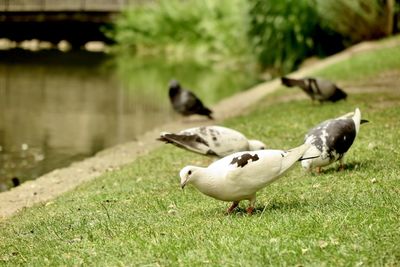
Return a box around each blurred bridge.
[1,0,129,12]
[0,0,147,47]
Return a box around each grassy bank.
[0,43,399,265]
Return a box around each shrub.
[109,0,253,64]
[108,0,396,75]
[315,0,394,44]
[247,0,344,74]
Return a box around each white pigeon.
[158,125,266,157]
[302,108,368,172]
[179,143,311,214]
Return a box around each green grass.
[1,45,400,266]
[314,43,400,81]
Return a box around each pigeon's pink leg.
[338,158,345,171]
[246,206,254,215]
[227,201,239,214]
[246,196,256,215]
[316,167,322,173]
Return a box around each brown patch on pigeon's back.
[230,153,260,168]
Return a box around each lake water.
[0,49,258,191]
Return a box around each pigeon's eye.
[188,170,192,175]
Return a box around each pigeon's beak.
[181,179,187,189]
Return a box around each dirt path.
[1,38,399,219]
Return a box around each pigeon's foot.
[226,201,239,214]
[338,164,345,171]
[316,167,322,173]
[246,206,254,215]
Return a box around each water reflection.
[0,49,258,190]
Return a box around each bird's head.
[168,80,181,96]
[248,140,266,151]
[179,166,200,189]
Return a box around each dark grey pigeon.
[281,77,347,102]
[301,108,368,172]
[168,80,213,119]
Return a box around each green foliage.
[248,0,320,73]
[245,0,394,73]
[315,0,392,44]
[248,0,349,74]
[108,0,397,74]
[109,0,253,64]
[396,1,400,32]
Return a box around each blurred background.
[0,0,399,190]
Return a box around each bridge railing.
[0,0,147,12]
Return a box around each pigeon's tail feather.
[280,143,311,175]
[198,107,214,120]
[157,132,210,155]
[328,87,347,102]
[353,108,362,134]
[300,145,321,161]
[158,133,188,145]
[157,132,172,143]
[281,77,305,88]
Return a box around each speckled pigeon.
[168,80,213,119]
[179,143,311,214]
[301,108,368,172]
[281,77,347,102]
[158,125,266,157]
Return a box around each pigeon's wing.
[171,90,198,115]
[205,146,309,198]
[158,132,217,156]
[304,119,337,160]
[313,78,338,100]
[183,126,249,157]
[325,119,356,155]
[182,90,199,108]
[222,150,288,194]
[183,90,213,118]
[211,150,283,179]
[305,119,331,142]
[306,118,356,156]
[328,88,347,102]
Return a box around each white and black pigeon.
[281,77,347,102]
[158,125,266,157]
[168,80,213,119]
[301,108,368,173]
[179,143,312,214]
